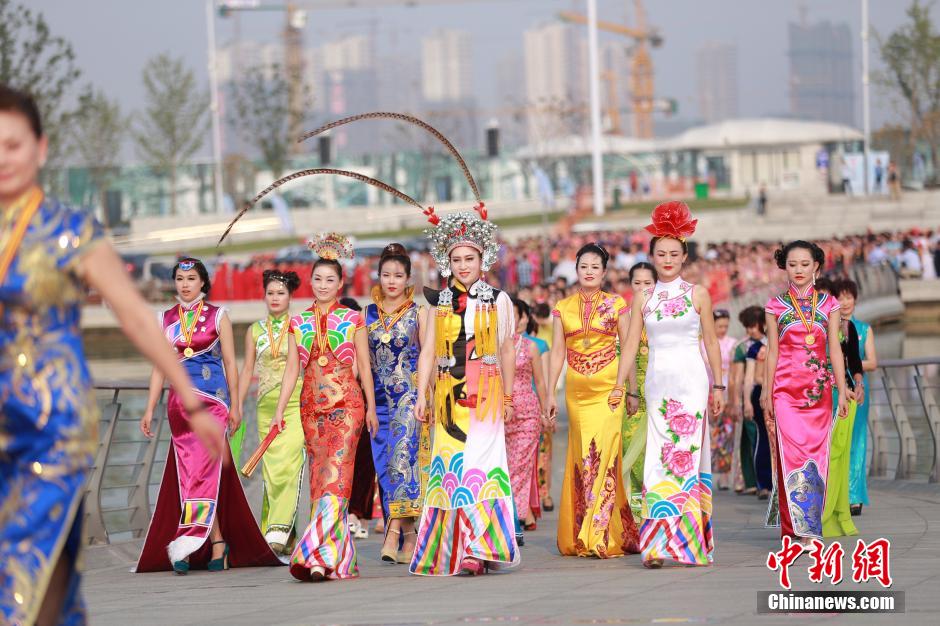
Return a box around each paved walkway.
[83,423,940,626]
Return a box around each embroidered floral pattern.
[656,295,692,321]
[573,439,601,538]
[801,346,835,408]
[658,398,701,480]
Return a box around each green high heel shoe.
[172,559,190,575]
[207,540,229,572]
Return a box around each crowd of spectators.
[203,227,939,306]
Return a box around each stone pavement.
[82,423,940,626]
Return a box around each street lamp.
[586,0,605,216]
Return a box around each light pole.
[206,0,226,213]
[861,0,871,194]
[586,0,605,216]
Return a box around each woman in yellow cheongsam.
[547,243,639,558]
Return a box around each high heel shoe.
[397,530,417,564]
[459,557,488,576]
[643,558,664,569]
[172,559,190,575]
[207,541,229,572]
[381,528,400,563]
[310,565,326,581]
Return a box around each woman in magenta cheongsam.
[137,258,280,574]
[761,241,848,545]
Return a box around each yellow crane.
[559,0,663,138]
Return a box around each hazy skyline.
[27,0,933,154]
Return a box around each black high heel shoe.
[207,540,229,571]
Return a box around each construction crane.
[559,0,663,138]
[217,0,493,154]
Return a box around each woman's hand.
[626,394,639,416]
[227,406,242,434]
[271,410,285,433]
[855,384,865,406]
[743,398,754,420]
[140,409,154,438]
[837,394,849,419]
[546,397,558,421]
[607,388,625,413]
[503,402,515,423]
[761,389,774,422]
[189,407,225,461]
[711,390,725,416]
[366,406,379,438]
[540,411,556,433]
[414,396,428,423]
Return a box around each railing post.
[913,366,940,483]
[882,368,917,479]
[129,392,167,537]
[85,390,120,545]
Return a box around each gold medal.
[183,347,195,358]
[640,346,649,356]
[381,332,392,344]
[317,355,329,367]
[805,334,815,345]
[789,286,819,348]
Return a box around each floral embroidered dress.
[137,298,280,572]
[641,278,714,566]
[506,334,542,521]
[364,294,430,520]
[410,279,519,575]
[765,285,840,539]
[554,290,639,558]
[288,302,366,580]
[250,313,306,550]
[708,335,738,482]
[1,190,103,624]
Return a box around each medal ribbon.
[379,296,414,337]
[788,285,817,340]
[177,300,204,351]
[266,313,288,358]
[313,303,332,361]
[0,187,43,287]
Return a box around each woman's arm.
[743,358,756,419]
[140,367,165,438]
[499,323,516,423]
[546,316,567,418]
[80,242,221,455]
[828,311,849,417]
[218,312,240,431]
[609,307,632,412]
[237,327,257,420]
[272,334,301,431]
[414,307,437,422]
[761,314,779,421]
[862,327,878,372]
[355,327,379,437]
[694,286,725,416]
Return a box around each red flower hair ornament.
[644,201,698,242]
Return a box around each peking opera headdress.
[644,200,698,242]
[217,112,498,280]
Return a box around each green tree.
[0,0,82,169]
[227,63,310,181]
[132,53,208,215]
[876,0,940,181]
[70,88,128,227]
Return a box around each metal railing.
[84,381,260,546]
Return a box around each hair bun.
[381,242,408,258]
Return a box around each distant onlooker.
[899,239,923,277]
[841,161,853,195]
[757,184,768,216]
[888,162,901,200]
[874,159,884,192]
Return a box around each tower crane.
[559,0,664,138]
